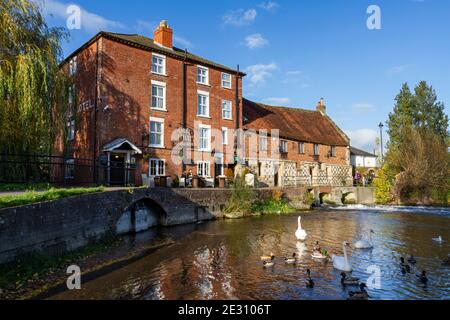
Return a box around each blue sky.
[39,0,450,152]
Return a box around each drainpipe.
[182,49,188,173]
[234,65,240,166]
[93,40,100,185]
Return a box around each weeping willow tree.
[0,0,71,181]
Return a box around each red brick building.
[242,98,352,187]
[55,20,351,187]
[55,21,244,186]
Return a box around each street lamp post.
[378,122,384,162]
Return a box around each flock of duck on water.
[260,216,450,300]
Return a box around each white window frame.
[69,56,77,76]
[280,140,288,153]
[149,159,166,177]
[221,72,232,89]
[298,142,305,154]
[198,124,211,152]
[222,127,228,145]
[67,119,75,141]
[197,90,210,118]
[149,117,165,148]
[330,145,337,157]
[197,161,211,177]
[152,53,166,76]
[314,144,320,156]
[259,136,268,152]
[197,66,209,85]
[151,80,167,111]
[222,100,232,120]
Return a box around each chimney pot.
[316,97,326,114]
[154,20,173,48]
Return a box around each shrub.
[373,166,395,204]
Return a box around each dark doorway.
[110,153,125,186]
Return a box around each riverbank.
[0,234,175,300]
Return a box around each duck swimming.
[407,255,417,265]
[261,253,274,261]
[311,241,329,259]
[400,257,411,274]
[432,236,443,243]
[417,270,428,285]
[285,253,297,264]
[263,256,275,268]
[348,283,369,300]
[341,272,360,286]
[305,269,314,288]
[443,255,450,266]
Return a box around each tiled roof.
[350,146,376,157]
[243,98,349,146]
[62,32,245,76]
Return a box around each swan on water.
[432,236,443,243]
[332,242,352,272]
[295,216,307,241]
[354,229,374,249]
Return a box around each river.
[47,206,450,300]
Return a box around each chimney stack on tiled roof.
[154,20,173,48]
[316,97,326,115]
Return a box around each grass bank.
[0,183,51,192]
[0,236,122,291]
[0,186,105,209]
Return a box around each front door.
[110,153,125,186]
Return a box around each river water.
[48,206,450,300]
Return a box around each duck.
[432,236,443,243]
[263,256,275,268]
[305,269,314,288]
[341,272,360,286]
[407,255,417,265]
[354,229,374,249]
[416,270,428,284]
[348,283,369,300]
[285,253,297,264]
[311,241,329,259]
[332,242,352,272]
[261,253,274,261]
[295,216,307,241]
[442,255,450,266]
[400,257,411,274]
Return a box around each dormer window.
[197,66,209,85]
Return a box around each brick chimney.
[154,20,173,48]
[316,97,326,115]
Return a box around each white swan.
[354,229,374,249]
[432,236,443,243]
[295,216,307,241]
[332,242,352,272]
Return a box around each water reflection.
[48,208,450,300]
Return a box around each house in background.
[350,146,379,169]
[243,98,353,187]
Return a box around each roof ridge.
[243,98,318,114]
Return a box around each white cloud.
[263,97,291,105]
[223,9,257,26]
[135,20,194,49]
[244,63,278,85]
[351,103,376,114]
[173,35,194,49]
[40,0,124,33]
[259,2,279,11]
[245,33,268,49]
[286,70,303,76]
[346,129,379,151]
[387,64,411,75]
